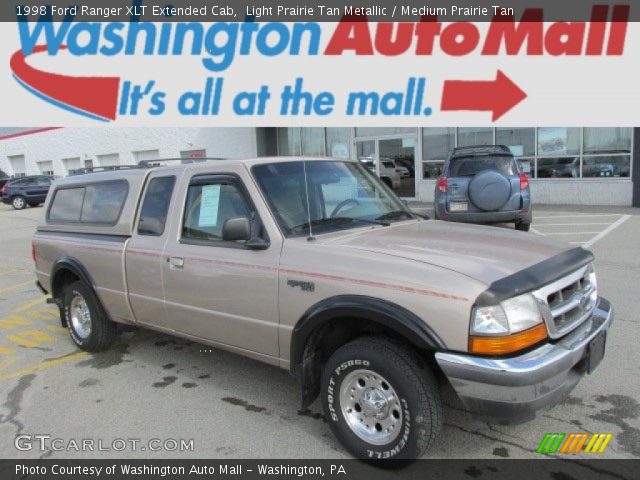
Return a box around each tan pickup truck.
[33,157,613,460]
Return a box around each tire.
[380,177,392,189]
[63,281,117,352]
[11,196,26,210]
[515,221,531,232]
[468,171,511,211]
[321,337,442,461]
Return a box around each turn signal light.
[519,172,529,189]
[468,323,547,355]
[438,176,448,193]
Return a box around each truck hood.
[322,220,573,286]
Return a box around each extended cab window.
[48,180,128,224]
[182,177,250,244]
[49,187,85,222]
[138,176,176,236]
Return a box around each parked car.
[33,158,612,461]
[0,169,9,198]
[1,175,55,209]
[359,156,402,189]
[434,145,532,231]
[536,157,580,178]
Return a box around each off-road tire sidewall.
[322,339,441,460]
[63,281,115,352]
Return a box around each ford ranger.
[32,157,613,460]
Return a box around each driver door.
[161,170,281,357]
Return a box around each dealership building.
[1,127,638,206]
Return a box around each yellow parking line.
[13,297,48,313]
[0,351,88,383]
[0,357,19,371]
[0,280,34,293]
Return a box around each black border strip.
[475,247,595,306]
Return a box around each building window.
[96,153,120,167]
[277,128,302,156]
[583,127,631,154]
[63,157,82,175]
[301,128,326,156]
[457,128,493,147]
[277,128,352,158]
[355,127,413,137]
[8,154,26,177]
[133,149,160,164]
[422,128,454,179]
[537,128,580,156]
[37,160,54,176]
[326,128,351,158]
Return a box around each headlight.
[469,293,548,355]
[471,293,542,336]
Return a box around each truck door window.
[137,176,176,236]
[182,179,251,245]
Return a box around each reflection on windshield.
[252,160,415,237]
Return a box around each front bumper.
[435,297,613,424]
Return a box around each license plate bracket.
[587,331,606,374]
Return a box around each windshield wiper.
[291,216,389,233]
[375,210,415,222]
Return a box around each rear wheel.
[321,337,442,461]
[515,221,531,232]
[11,196,26,210]
[63,281,117,352]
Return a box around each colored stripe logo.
[537,433,612,454]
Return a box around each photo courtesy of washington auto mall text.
[0,0,639,479]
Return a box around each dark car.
[1,175,55,210]
[434,145,532,231]
[0,169,9,198]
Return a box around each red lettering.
[440,23,480,56]
[482,10,544,55]
[324,15,373,55]
[545,22,586,55]
[374,23,414,55]
[607,5,629,55]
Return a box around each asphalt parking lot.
[0,203,638,460]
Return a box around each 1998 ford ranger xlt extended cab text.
[33,158,613,460]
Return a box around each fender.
[290,295,446,370]
[50,256,96,299]
[290,295,446,408]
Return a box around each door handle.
[169,257,184,269]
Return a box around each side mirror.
[222,217,251,242]
[222,216,270,250]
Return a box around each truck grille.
[534,264,597,339]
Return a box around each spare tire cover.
[468,170,511,211]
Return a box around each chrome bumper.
[435,297,613,424]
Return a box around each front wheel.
[63,281,117,352]
[11,196,26,210]
[321,337,442,461]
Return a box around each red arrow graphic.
[441,70,527,121]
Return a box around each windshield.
[252,160,415,237]
[448,155,516,177]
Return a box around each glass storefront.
[275,127,633,198]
